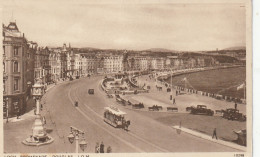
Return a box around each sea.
[165,67,246,99]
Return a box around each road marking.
[74,81,168,152]
[68,85,144,152]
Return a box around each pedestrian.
[234,102,237,110]
[173,98,176,104]
[100,142,104,153]
[95,142,100,153]
[42,116,46,125]
[212,128,218,140]
[107,146,112,153]
[176,90,178,96]
[41,104,43,110]
[17,108,20,119]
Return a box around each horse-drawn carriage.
[132,103,144,109]
[104,106,130,130]
[107,94,113,98]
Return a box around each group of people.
[95,142,112,153]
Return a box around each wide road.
[16,75,238,153]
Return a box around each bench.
[167,107,178,112]
[157,106,163,110]
[215,110,224,114]
[148,107,158,111]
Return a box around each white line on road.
[82,101,168,152]
[67,85,144,152]
[77,80,168,152]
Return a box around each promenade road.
[4,76,240,153]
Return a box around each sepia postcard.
[0,0,252,157]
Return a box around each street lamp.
[3,97,9,123]
[68,126,87,153]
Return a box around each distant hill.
[222,46,246,51]
[143,48,177,52]
[80,47,101,51]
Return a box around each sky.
[2,0,246,51]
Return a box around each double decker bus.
[104,106,130,130]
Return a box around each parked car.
[76,76,80,79]
[222,108,246,121]
[189,105,214,116]
[88,89,94,94]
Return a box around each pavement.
[172,126,246,151]
[130,75,246,114]
[4,80,68,124]
[4,75,241,153]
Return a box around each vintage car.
[233,129,246,146]
[188,105,214,116]
[222,108,246,121]
[76,76,80,79]
[88,89,94,94]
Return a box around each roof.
[3,22,23,38]
[104,106,126,115]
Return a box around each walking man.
[173,98,176,104]
[100,142,104,153]
[212,128,218,140]
[234,102,237,110]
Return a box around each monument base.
[22,135,54,146]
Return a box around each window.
[3,46,5,55]
[14,46,19,56]
[14,78,19,91]
[3,80,5,92]
[13,61,19,72]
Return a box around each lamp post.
[68,126,87,153]
[4,97,9,123]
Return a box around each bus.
[104,106,130,130]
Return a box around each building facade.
[3,22,29,116]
